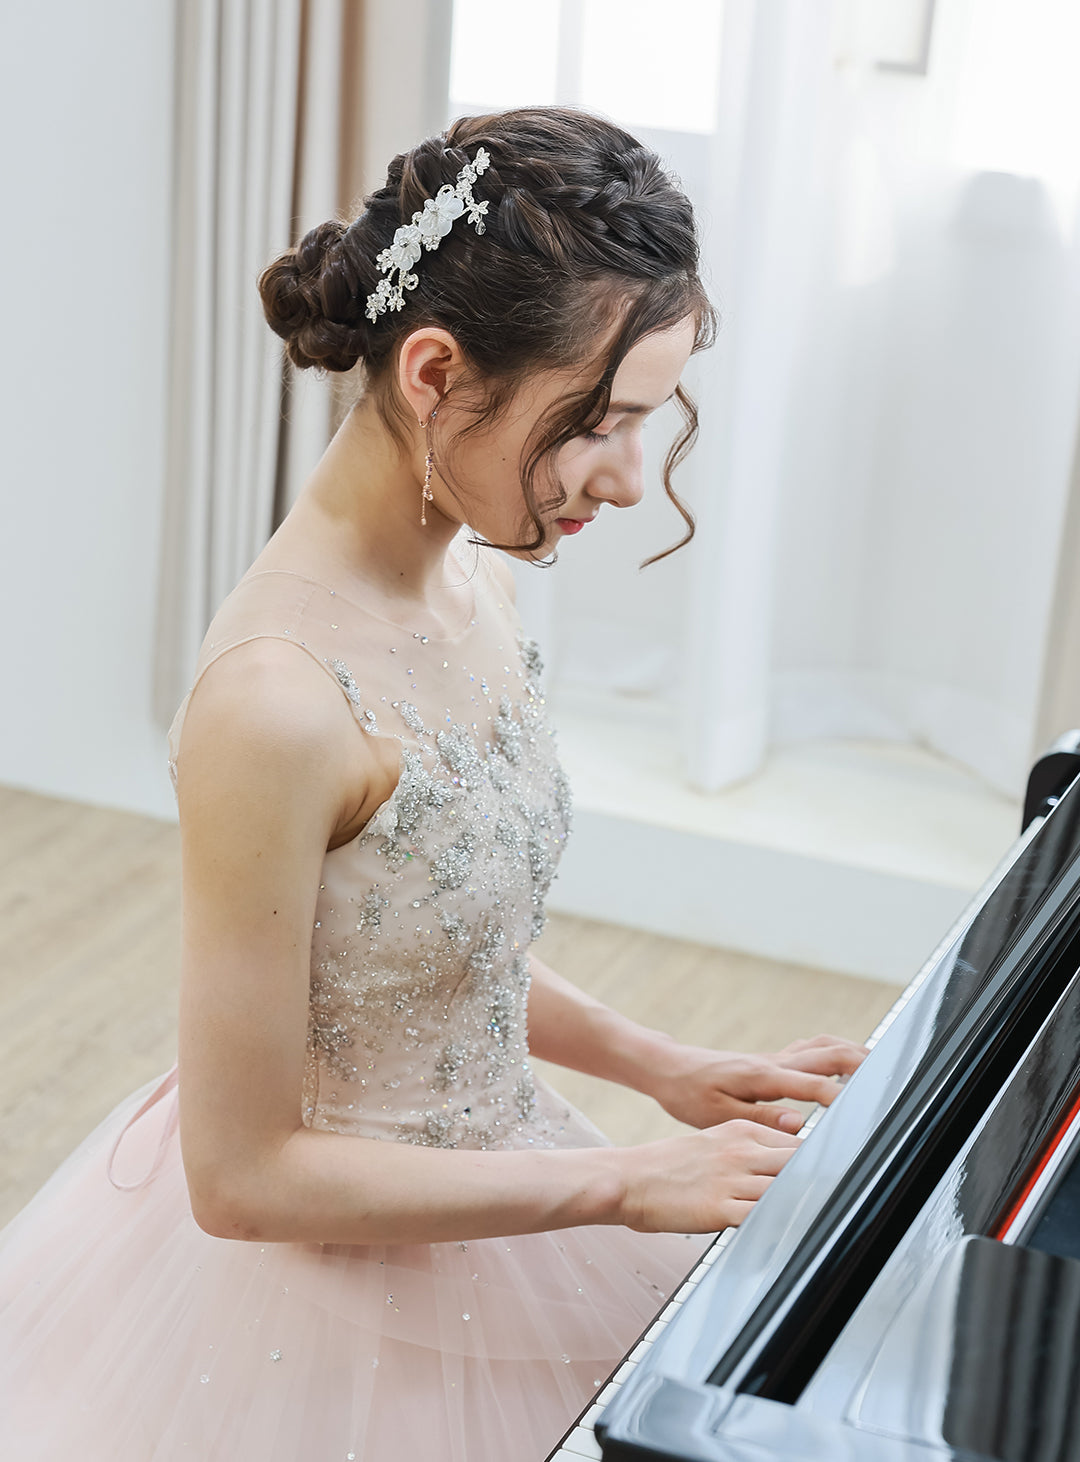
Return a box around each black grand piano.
[548,733,1080,1462]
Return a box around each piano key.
[594,1380,621,1408]
[564,1423,604,1458]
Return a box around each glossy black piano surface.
[597,736,1080,1462]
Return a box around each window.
[449,0,723,133]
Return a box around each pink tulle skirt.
[0,1070,704,1461]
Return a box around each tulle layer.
[0,1073,704,1461]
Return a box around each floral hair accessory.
[365,147,492,323]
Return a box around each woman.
[0,106,864,1460]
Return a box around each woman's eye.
[583,429,611,445]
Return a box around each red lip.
[555,517,593,535]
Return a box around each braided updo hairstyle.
[259,106,716,561]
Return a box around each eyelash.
[583,429,611,445]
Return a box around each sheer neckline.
[242,556,483,644]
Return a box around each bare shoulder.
[180,638,350,772]
[175,638,364,837]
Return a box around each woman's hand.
[615,1121,801,1233]
[646,1034,869,1135]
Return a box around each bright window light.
[581,0,723,134]
[449,0,724,135]
[449,0,560,107]
[950,0,1080,234]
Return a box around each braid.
[454,137,687,275]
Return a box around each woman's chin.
[488,526,562,561]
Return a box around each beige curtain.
[1035,405,1080,752]
[153,0,451,726]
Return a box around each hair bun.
[258,219,370,372]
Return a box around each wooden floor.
[0,784,902,1227]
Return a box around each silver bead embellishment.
[305,627,572,1152]
[365,148,491,323]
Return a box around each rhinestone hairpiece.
[365,147,492,324]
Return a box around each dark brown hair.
[259,106,716,563]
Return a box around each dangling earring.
[420,403,439,526]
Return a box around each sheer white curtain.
[682,0,834,791]
[450,0,1080,802]
[153,0,305,726]
[153,0,453,725]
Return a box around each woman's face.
[439,313,698,557]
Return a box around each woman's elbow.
[184,1164,269,1242]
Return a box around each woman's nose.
[599,440,645,509]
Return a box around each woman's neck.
[268,396,469,609]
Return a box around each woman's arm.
[175,640,798,1245]
[525,953,867,1133]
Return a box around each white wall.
[0,2,177,821]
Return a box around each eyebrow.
[606,390,676,416]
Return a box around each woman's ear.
[396,327,468,422]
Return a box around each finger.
[778,1035,870,1060]
[746,1142,799,1176]
[708,1119,800,1148]
[777,1045,866,1079]
[783,1046,865,1070]
[721,1199,756,1228]
[729,1101,805,1135]
[757,1069,844,1106]
[728,1173,775,1203]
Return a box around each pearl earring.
[420,404,439,526]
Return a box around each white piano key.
[644,1317,669,1342]
[798,1106,826,1138]
[629,1338,653,1363]
[612,1359,638,1384]
[866,975,923,1047]
[595,1380,621,1408]
[560,1424,604,1458]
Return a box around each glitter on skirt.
[0,547,705,1461]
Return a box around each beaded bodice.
[167,551,574,1151]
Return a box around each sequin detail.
[306,628,572,1151]
[329,658,379,732]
